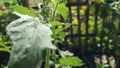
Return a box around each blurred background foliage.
[0,0,120,68]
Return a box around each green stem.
[51,3,59,21]
[45,48,50,68]
[45,1,60,68]
[17,0,22,5]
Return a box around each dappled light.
[0,0,120,68]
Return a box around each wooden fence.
[65,0,120,67]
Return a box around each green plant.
[0,35,10,53]
[0,0,83,68]
[1,0,120,68]
[59,57,84,67]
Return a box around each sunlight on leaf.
[0,36,10,53]
[60,57,84,67]
[12,0,19,5]
[0,48,10,53]
[13,5,37,17]
[81,5,88,11]
[57,3,68,20]
[50,21,62,26]
[72,18,78,25]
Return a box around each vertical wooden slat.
[20,0,29,8]
[67,0,70,2]
[105,15,114,54]
[93,4,99,51]
[118,18,120,35]
[68,4,74,42]
[85,0,89,51]
[76,0,82,51]
[100,19,105,51]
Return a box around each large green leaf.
[13,5,37,17]
[50,21,62,26]
[57,3,68,20]
[60,57,84,67]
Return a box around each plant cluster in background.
[0,0,84,68]
[94,54,116,68]
[0,0,120,68]
[0,0,19,67]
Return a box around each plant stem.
[51,3,59,21]
[45,48,50,68]
[45,1,60,68]
[17,0,21,5]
